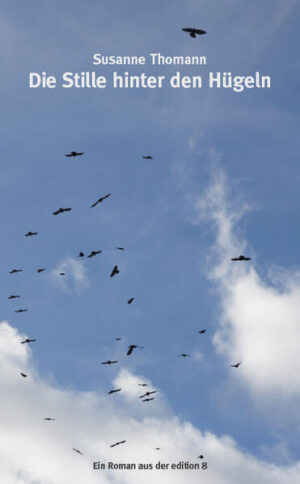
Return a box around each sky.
[1,0,300,482]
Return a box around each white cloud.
[50,257,89,293]
[0,321,299,484]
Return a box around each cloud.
[195,166,300,398]
[0,321,300,483]
[50,257,90,293]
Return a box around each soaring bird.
[78,252,85,257]
[231,255,251,261]
[101,360,118,365]
[87,250,102,258]
[53,208,72,215]
[115,337,122,341]
[178,353,190,358]
[65,151,83,157]
[21,338,36,344]
[110,265,119,278]
[116,247,125,250]
[20,372,27,378]
[15,309,28,313]
[37,268,46,273]
[8,295,20,299]
[108,388,122,395]
[198,329,206,334]
[9,269,22,274]
[110,440,126,448]
[25,231,38,237]
[142,155,153,159]
[127,298,134,304]
[60,272,66,276]
[127,345,144,356]
[138,383,148,387]
[182,28,206,38]
[142,398,155,402]
[139,391,157,399]
[72,448,83,455]
[91,193,111,208]
[231,362,242,368]
[44,417,55,421]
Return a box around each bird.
[110,440,126,448]
[116,247,125,250]
[91,193,111,208]
[231,255,251,261]
[65,151,84,157]
[142,398,155,402]
[155,448,160,450]
[78,252,85,257]
[25,232,38,237]
[115,337,122,341]
[20,372,27,378]
[230,362,242,368]
[198,455,204,459]
[15,309,28,313]
[138,383,148,387]
[101,360,118,365]
[110,265,119,277]
[127,345,144,356]
[37,268,46,273]
[142,155,153,159]
[72,448,83,455]
[139,391,157,399]
[9,269,22,274]
[198,329,206,334]
[60,272,66,276]
[52,208,72,215]
[87,250,102,258]
[8,295,20,299]
[44,417,55,421]
[20,339,36,344]
[182,28,206,38]
[127,298,134,304]
[178,353,190,358]
[108,388,122,395]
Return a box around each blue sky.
[1,1,300,482]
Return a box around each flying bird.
[127,345,144,356]
[198,329,206,334]
[138,383,148,387]
[72,448,83,455]
[44,417,55,421]
[8,295,20,299]
[115,337,122,341]
[110,265,119,278]
[15,309,28,313]
[182,28,206,38]
[127,298,134,304]
[108,388,122,395]
[198,455,204,459]
[231,255,251,261]
[52,208,72,215]
[231,362,242,368]
[142,398,155,402]
[37,268,46,273]
[139,391,157,399]
[65,151,83,157]
[142,155,153,159]
[101,360,118,365]
[87,250,102,258]
[155,448,160,450]
[178,353,190,358]
[9,269,22,274]
[20,372,27,378]
[60,272,66,276]
[78,252,85,257]
[91,193,111,208]
[110,440,126,448]
[116,247,125,250]
[25,232,38,237]
[21,339,36,344]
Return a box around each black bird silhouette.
[198,329,206,334]
[60,272,66,276]
[53,208,72,215]
[231,255,251,261]
[87,250,102,258]
[110,440,126,448]
[115,337,122,341]
[127,345,144,356]
[25,232,38,237]
[72,448,83,455]
[198,455,204,459]
[178,353,190,358]
[37,268,46,273]
[127,298,134,304]
[21,338,36,344]
[9,269,22,274]
[102,360,118,365]
[8,295,20,299]
[182,28,206,38]
[231,362,242,368]
[65,151,83,157]
[91,193,111,208]
[142,155,153,159]
[110,265,119,278]
[20,372,27,378]
[44,417,55,421]
[15,309,28,313]
[108,388,122,395]
[78,252,85,257]
[138,383,148,387]
[142,398,154,402]
[139,391,157,399]
[116,247,125,250]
